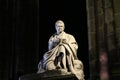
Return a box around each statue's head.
[55,20,65,34]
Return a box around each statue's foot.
[56,66,61,69]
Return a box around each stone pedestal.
[19,70,78,80]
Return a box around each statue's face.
[55,21,65,34]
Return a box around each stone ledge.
[19,70,78,80]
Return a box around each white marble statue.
[37,20,85,80]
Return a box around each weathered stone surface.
[105,0,112,8]
[105,8,114,23]
[87,7,95,20]
[90,32,96,48]
[115,14,120,28]
[113,0,120,13]
[97,14,104,27]
[88,19,95,32]
[86,0,94,7]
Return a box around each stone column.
[87,0,120,79]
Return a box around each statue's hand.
[62,39,67,44]
[53,38,60,43]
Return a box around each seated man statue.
[37,20,85,80]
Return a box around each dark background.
[0,0,89,80]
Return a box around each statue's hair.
[55,20,65,28]
[55,20,64,24]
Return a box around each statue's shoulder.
[49,33,56,40]
[65,32,74,38]
[51,33,56,37]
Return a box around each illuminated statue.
[37,20,85,80]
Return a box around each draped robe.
[37,32,84,80]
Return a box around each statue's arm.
[48,41,54,50]
[48,35,56,50]
[68,35,78,50]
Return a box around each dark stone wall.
[86,0,120,80]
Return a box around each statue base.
[19,69,78,80]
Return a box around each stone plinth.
[19,69,78,80]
